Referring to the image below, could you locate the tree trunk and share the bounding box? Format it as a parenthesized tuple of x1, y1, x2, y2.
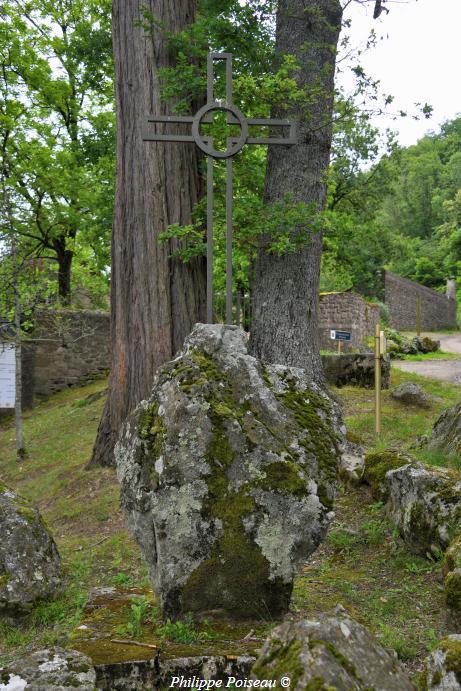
(88, 0, 205, 468)
(250, 0, 342, 381)
(55, 245, 73, 305)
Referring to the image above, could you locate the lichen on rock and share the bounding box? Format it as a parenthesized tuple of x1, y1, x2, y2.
(251, 607, 414, 689)
(115, 324, 342, 619)
(0, 484, 62, 614)
(0, 647, 96, 690)
(386, 462, 461, 557)
(429, 401, 461, 458)
(424, 634, 461, 690)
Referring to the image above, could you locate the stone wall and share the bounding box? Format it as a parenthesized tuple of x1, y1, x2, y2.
(321, 354, 390, 389)
(318, 291, 380, 353)
(384, 271, 457, 331)
(28, 309, 110, 398)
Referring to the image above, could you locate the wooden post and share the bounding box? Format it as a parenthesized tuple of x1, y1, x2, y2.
(416, 296, 421, 337)
(374, 323, 381, 436)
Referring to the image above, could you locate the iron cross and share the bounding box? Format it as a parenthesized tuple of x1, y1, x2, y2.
(143, 52, 296, 325)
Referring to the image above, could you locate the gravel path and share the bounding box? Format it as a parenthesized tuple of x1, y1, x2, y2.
(392, 332, 461, 384)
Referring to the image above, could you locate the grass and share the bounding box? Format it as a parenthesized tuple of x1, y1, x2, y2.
(337, 366, 461, 470)
(400, 350, 460, 361)
(293, 485, 448, 672)
(0, 378, 147, 665)
(0, 366, 459, 674)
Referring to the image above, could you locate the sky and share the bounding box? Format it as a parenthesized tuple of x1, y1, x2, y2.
(339, 0, 461, 147)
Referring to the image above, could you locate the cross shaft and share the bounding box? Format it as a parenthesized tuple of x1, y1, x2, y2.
(143, 52, 296, 324)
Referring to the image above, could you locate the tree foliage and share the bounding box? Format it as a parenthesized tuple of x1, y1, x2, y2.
(0, 0, 114, 305)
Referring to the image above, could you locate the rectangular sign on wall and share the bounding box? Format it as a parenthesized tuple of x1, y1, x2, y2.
(0, 344, 16, 408)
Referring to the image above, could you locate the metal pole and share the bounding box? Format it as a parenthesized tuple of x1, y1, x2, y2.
(226, 157, 233, 325)
(374, 323, 381, 436)
(206, 156, 214, 323)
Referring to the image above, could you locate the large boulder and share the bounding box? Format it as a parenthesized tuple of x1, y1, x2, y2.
(251, 608, 414, 690)
(386, 463, 461, 556)
(116, 324, 341, 619)
(429, 401, 461, 457)
(391, 382, 431, 408)
(0, 483, 62, 613)
(424, 635, 461, 690)
(0, 647, 96, 690)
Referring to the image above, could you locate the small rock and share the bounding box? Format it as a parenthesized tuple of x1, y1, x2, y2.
(400, 336, 418, 355)
(251, 608, 413, 689)
(429, 401, 461, 457)
(386, 463, 461, 556)
(0, 484, 62, 614)
(419, 336, 441, 354)
(424, 634, 461, 690)
(0, 648, 96, 690)
(391, 382, 431, 408)
(340, 439, 365, 485)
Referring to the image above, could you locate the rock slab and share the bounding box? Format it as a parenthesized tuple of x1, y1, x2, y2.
(429, 401, 461, 457)
(0, 648, 96, 690)
(251, 608, 414, 690)
(0, 483, 62, 613)
(386, 463, 461, 556)
(116, 324, 341, 619)
(321, 353, 390, 389)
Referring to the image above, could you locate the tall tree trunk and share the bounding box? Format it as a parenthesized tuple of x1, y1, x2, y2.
(55, 245, 73, 305)
(88, 0, 205, 468)
(250, 0, 342, 381)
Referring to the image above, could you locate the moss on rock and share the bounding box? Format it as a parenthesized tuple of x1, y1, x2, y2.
(438, 636, 461, 684)
(363, 451, 414, 501)
(443, 533, 461, 577)
(445, 569, 461, 613)
(277, 377, 339, 510)
(252, 638, 304, 688)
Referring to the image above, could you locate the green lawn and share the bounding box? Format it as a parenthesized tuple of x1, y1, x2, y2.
(0, 367, 459, 675)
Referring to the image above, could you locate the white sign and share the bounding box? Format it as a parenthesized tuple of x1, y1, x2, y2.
(0, 344, 16, 408)
(380, 331, 387, 355)
(330, 330, 336, 339)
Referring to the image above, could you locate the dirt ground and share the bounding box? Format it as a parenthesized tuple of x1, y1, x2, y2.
(393, 332, 461, 384)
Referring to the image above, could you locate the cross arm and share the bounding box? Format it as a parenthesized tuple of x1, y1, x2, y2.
(143, 114, 195, 142)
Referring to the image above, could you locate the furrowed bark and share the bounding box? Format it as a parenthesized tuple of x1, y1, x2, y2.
(89, 0, 205, 468)
(250, 0, 342, 381)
